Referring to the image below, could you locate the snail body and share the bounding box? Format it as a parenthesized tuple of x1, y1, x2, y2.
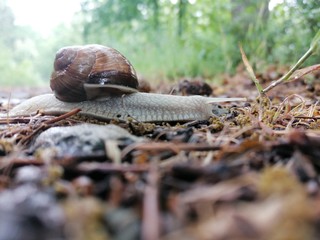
(1, 44, 246, 122)
(5, 93, 234, 122)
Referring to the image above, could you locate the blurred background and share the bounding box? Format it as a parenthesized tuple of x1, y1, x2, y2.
(0, 0, 319, 87)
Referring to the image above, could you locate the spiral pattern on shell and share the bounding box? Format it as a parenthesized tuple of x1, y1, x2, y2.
(50, 44, 139, 102)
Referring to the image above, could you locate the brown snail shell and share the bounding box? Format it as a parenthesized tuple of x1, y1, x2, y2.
(50, 44, 139, 102)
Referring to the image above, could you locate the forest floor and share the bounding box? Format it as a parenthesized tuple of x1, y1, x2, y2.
(0, 65, 320, 240)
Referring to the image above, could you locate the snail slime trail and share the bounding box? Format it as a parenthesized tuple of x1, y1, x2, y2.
(0, 44, 246, 122)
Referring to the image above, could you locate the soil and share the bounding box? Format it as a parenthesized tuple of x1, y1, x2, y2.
(1, 66, 320, 240)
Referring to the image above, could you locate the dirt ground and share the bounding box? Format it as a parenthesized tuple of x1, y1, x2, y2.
(1, 65, 320, 240)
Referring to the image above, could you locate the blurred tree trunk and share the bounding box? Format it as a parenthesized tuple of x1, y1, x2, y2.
(230, 0, 271, 56)
(177, 0, 188, 37)
(230, 0, 270, 36)
(151, 0, 159, 30)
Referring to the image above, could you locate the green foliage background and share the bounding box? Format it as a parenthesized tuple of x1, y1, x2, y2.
(0, 0, 319, 86)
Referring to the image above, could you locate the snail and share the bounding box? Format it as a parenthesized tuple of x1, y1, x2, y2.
(1, 44, 246, 122)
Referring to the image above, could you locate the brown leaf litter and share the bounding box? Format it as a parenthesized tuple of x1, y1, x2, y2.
(0, 67, 320, 240)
